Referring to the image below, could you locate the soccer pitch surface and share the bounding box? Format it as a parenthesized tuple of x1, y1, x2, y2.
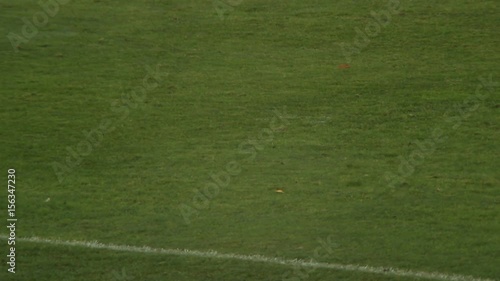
(0, 0, 498, 280)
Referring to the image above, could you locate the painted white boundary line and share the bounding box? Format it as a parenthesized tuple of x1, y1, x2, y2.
(0, 235, 495, 281)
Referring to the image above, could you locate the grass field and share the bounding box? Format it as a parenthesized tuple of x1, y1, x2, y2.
(0, 0, 499, 280)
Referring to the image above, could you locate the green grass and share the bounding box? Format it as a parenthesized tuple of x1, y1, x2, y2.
(0, 0, 498, 280)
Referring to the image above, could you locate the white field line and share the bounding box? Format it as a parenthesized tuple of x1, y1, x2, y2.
(0, 235, 496, 281)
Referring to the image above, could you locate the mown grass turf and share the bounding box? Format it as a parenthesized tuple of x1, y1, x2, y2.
(0, 0, 498, 280)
